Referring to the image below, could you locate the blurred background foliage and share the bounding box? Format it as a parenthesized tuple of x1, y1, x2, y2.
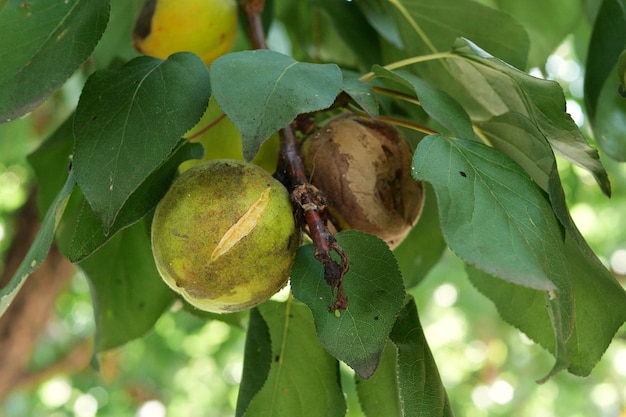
(1, 0, 626, 416)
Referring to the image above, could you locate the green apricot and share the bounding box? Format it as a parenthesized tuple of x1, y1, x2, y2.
(151, 159, 299, 313)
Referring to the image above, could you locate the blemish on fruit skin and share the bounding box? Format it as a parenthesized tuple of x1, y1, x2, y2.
(171, 229, 189, 239)
(210, 187, 271, 261)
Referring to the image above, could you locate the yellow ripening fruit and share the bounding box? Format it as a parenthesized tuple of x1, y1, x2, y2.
(179, 96, 280, 174)
(133, 0, 238, 67)
(151, 159, 300, 313)
(302, 113, 424, 249)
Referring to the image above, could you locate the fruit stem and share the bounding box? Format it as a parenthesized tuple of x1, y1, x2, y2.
(359, 52, 455, 83)
(375, 115, 438, 136)
(184, 113, 227, 141)
(241, 0, 350, 311)
(371, 86, 421, 107)
(241, 0, 268, 50)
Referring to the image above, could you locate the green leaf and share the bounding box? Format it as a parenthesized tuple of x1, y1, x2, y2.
(27, 115, 75, 218)
(475, 112, 555, 192)
(393, 184, 446, 289)
(0, 171, 75, 318)
(355, 340, 402, 417)
(412, 135, 570, 293)
(371, 66, 476, 141)
(469, 233, 626, 378)
(0, 0, 109, 122)
(341, 78, 379, 118)
(563, 234, 626, 376)
(236, 308, 272, 417)
(78, 218, 174, 351)
(467, 266, 570, 382)
(389, 0, 529, 70)
(584, 0, 626, 121)
(210, 50, 342, 160)
(62, 141, 203, 262)
(449, 39, 611, 195)
(619, 50, 626, 90)
(357, 0, 403, 48)
(316, 0, 383, 68)
(291, 230, 406, 379)
(355, 296, 455, 417)
(583, 0, 626, 161)
(390, 296, 454, 417)
(241, 300, 346, 417)
(73, 53, 211, 232)
(475, 113, 599, 260)
(467, 266, 554, 351)
(592, 65, 626, 161)
(494, 0, 582, 67)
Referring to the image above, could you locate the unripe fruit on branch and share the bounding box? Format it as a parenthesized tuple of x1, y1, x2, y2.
(151, 159, 299, 313)
(133, 0, 238, 67)
(302, 113, 424, 249)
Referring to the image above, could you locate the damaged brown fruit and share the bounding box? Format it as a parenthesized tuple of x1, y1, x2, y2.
(302, 113, 424, 249)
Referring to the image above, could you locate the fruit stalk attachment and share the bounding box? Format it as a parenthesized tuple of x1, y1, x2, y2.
(241, 0, 350, 311)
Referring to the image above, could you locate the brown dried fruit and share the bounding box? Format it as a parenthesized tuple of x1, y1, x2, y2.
(302, 113, 424, 249)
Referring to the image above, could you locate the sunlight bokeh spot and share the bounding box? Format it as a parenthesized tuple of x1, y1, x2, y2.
(137, 400, 166, 417)
(610, 249, 626, 275)
(38, 377, 72, 408)
(434, 283, 458, 307)
(73, 393, 98, 417)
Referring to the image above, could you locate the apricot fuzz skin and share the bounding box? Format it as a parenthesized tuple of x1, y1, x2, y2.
(151, 159, 299, 313)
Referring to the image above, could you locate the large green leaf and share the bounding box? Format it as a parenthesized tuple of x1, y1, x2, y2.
(412, 134, 575, 376)
(240, 300, 346, 417)
(593, 64, 626, 161)
(447, 39, 610, 195)
(412, 135, 571, 293)
(563, 235, 626, 376)
(475, 112, 554, 192)
(28, 116, 204, 262)
(78, 218, 174, 351)
(584, 0, 626, 161)
(386, 0, 529, 69)
(467, 266, 570, 381)
(73, 53, 211, 232)
(390, 296, 454, 416)
(0, 0, 109, 122)
(371, 66, 476, 141)
(494, 0, 582, 67)
(0, 171, 75, 318)
(62, 141, 202, 262)
(341, 78, 379, 118)
(236, 308, 272, 417)
(469, 234, 626, 378)
(584, 0, 626, 120)
(355, 340, 402, 417)
(317, 0, 383, 69)
(291, 230, 406, 379)
(27, 115, 76, 218)
(475, 112, 599, 258)
(356, 296, 454, 417)
(210, 50, 342, 160)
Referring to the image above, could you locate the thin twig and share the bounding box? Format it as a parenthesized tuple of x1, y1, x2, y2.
(240, 0, 349, 310)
